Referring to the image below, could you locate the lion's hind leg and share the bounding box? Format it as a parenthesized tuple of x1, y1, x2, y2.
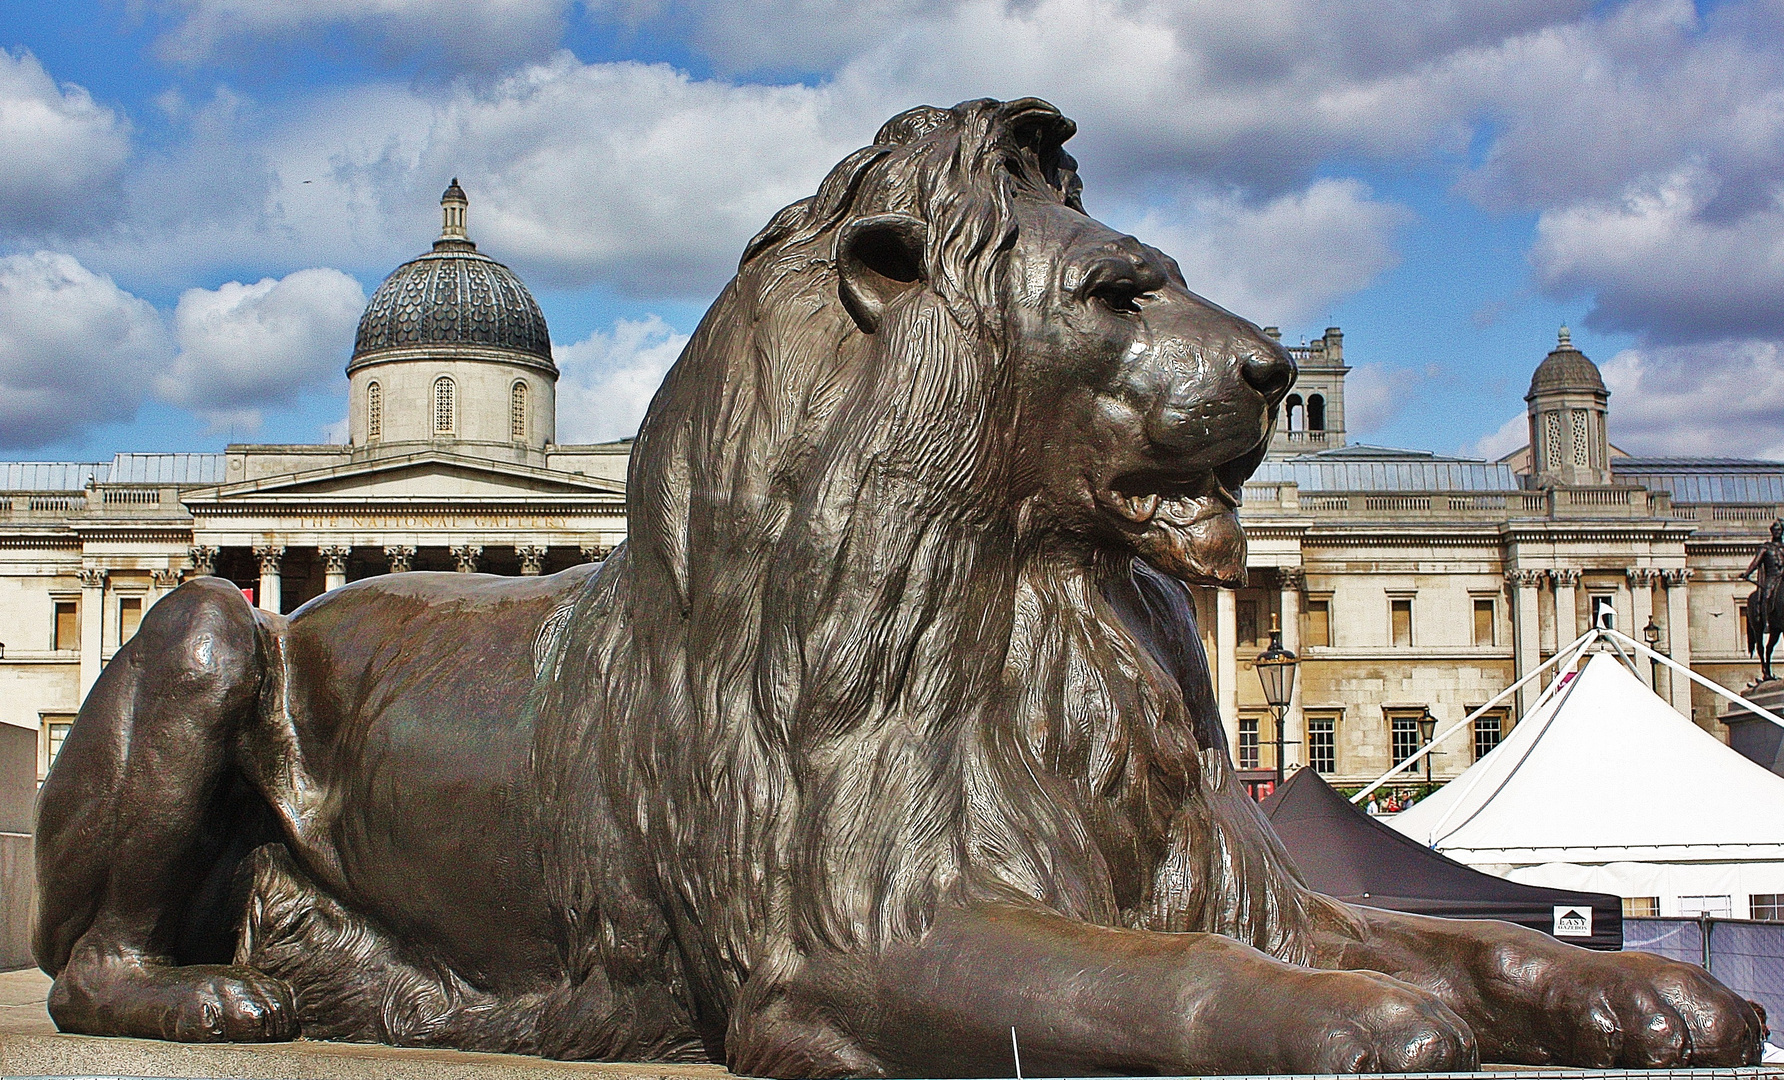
(238, 844, 547, 1052)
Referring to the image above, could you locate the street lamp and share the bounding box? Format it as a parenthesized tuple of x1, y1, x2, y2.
(1642, 617, 1662, 689)
(1417, 708, 1438, 790)
(1255, 615, 1299, 787)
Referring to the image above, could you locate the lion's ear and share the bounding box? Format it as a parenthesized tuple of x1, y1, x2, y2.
(835, 213, 928, 333)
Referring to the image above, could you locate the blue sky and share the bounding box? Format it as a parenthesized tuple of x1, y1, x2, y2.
(3, 0, 1783, 462)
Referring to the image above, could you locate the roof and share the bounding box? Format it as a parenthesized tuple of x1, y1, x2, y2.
(1262, 768, 1620, 948)
(1254, 454, 1522, 493)
(1527, 327, 1605, 397)
(1615, 457, 1784, 504)
(0, 454, 226, 491)
(1390, 653, 1784, 863)
(352, 249, 553, 366)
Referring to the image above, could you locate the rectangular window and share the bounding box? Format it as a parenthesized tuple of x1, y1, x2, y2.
(45, 717, 73, 777)
(1593, 595, 1616, 630)
(118, 596, 143, 644)
(1238, 598, 1260, 647)
(1739, 601, 1750, 649)
(1751, 894, 1783, 921)
(1472, 711, 1504, 761)
(1622, 897, 1659, 918)
(1305, 598, 1331, 648)
(53, 600, 79, 651)
(1473, 598, 1495, 647)
(1237, 717, 1260, 770)
(1306, 714, 1337, 774)
(1390, 597, 1413, 647)
(1388, 710, 1423, 765)
(1678, 895, 1732, 918)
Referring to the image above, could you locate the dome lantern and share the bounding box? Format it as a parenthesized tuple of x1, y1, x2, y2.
(439, 178, 469, 245)
(1525, 326, 1611, 487)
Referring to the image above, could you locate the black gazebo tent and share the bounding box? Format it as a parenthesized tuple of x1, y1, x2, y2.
(1261, 768, 1623, 950)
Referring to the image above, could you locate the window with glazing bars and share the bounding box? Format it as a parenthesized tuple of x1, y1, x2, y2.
(1752, 894, 1784, 921)
(367, 381, 382, 440)
(1389, 712, 1421, 764)
(1306, 715, 1336, 774)
(1473, 711, 1503, 760)
(510, 381, 527, 441)
(433, 376, 455, 434)
(1237, 717, 1259, 770)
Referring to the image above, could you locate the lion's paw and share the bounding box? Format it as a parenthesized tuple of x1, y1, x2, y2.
(50, 957, 297, 1043)
(1277, 969, 1479, 1074)
(1539, 951, 1761, 1067)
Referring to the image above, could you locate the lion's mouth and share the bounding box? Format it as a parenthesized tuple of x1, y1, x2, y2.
(1096, 445, 1262, 586)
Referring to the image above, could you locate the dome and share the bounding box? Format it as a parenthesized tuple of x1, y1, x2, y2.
(1527, 326, 1604, 398)
(349, 182, 554, 373)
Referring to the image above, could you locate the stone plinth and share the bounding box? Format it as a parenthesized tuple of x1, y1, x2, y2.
(1722, 681, 1784, 778)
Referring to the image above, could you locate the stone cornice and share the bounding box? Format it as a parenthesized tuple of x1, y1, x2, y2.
(186, 495, 625, 517)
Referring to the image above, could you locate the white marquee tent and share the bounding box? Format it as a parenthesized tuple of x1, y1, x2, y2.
(1390, 650, 1784, 919)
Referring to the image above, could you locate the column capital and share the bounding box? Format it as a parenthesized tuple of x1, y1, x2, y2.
(579, 543, 610, 563)
(151, 569, 182, 589)
(1277, 566, 1306, 592)
(253, 544, 286, 574)
(1662, 567, 1694, 587)
(188, 544, 219, 575)
(384, 545, 415, 573)
(77, 566, 108, 589)
(1504, 569, 1544, 589)
(319, 545, 352, 574)
(1549, 568, 1581, 587)
(1627, 567, 1661, 586)
(451, 544, 483, 573)
(516, 543, 548, 575)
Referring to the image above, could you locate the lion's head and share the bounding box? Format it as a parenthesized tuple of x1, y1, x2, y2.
(545, 98, 1306, 1039)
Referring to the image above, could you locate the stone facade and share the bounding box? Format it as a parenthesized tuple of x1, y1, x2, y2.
(3, 191, 1780, 799)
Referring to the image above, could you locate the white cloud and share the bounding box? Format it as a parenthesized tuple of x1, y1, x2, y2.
(0, 49, 130, 234)
(555, 315, 689, 442)
(1118, 179, 1409, 327)
(1343, 362, 1446, 436)
(1602, 340, 1784, 459)
(0, 252, 169, 449)
(153, 0, 574, 71)
(1467, 411, 1530, 460)
(157, 268, 366, 432)
(1531, 165, 1784, 343)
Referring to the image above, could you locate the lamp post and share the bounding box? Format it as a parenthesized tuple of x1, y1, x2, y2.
(1417, 708, 1438, 791)
(1255, 615, 1299, 788)
(1642, 617, 1662, 691)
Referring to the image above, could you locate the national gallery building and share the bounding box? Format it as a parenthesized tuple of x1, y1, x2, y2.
(3, 186, 1780, 791)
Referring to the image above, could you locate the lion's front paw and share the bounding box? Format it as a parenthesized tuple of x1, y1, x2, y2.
(1281, 969, 1480, 1074)
(1542, 951, 1762, 1067)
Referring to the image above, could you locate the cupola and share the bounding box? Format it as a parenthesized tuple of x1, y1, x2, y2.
(1525, 327, 1611, 487)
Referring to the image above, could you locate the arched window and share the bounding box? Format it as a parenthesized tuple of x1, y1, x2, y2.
(510, 381, 527, 442)
(433, 376, 455, 435)
(1308, 393, 1326, 431)
(1285, 393, 1304, 432)
(366, 381, 382, 441)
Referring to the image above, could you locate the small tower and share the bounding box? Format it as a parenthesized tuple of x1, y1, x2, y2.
(1268, 327, 1349, 456)
(1525, 327, 1611, 487)
(439, 178, 469, 245)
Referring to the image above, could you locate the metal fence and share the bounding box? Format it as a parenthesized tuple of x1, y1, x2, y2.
(1625, 917, 1784, 1033)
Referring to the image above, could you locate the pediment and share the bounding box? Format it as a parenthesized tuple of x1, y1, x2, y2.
(185, 450, 624, 505)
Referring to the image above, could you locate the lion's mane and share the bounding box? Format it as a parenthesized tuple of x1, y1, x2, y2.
(531, 98, 1313, 1054)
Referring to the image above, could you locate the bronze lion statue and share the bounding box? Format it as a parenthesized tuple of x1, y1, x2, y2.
(36, 98, 1761, 1075)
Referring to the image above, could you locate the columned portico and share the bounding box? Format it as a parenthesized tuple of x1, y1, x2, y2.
(1663, 568, 1693, 716)
(1628, 568, 1658, 686)
(1217, 586, 1238, 747)
(77, 567, 106, 698)
(254, 545, 285, 613)
(1278, 567, 1304, 770)
(321, 546, 352, 591)
(1507, 569, 1543, 713)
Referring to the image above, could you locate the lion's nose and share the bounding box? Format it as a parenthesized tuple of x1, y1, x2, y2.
(1240, 348, 1295, 398)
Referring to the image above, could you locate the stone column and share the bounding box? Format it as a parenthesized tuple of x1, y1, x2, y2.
(188, 545, 218, 577)
(254, 545, 285, 614)
(148, 569, 181, 614)
(77, 567, 106, 700)
(1278, 567, 1305, 771)
(321, 546, 352, 592)
(1550, 569, 1580, 647)
(1507, 570, 1543, 714)
(580, 543, 610, 564)
(1663, 568, 1694, 716)
(1217, 586, 1239, 751)
(384, 545, 415, 573)
(517, 544, 548, 576)
(1628, 568, 1658, 686)
(451, 544, 483, 573)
